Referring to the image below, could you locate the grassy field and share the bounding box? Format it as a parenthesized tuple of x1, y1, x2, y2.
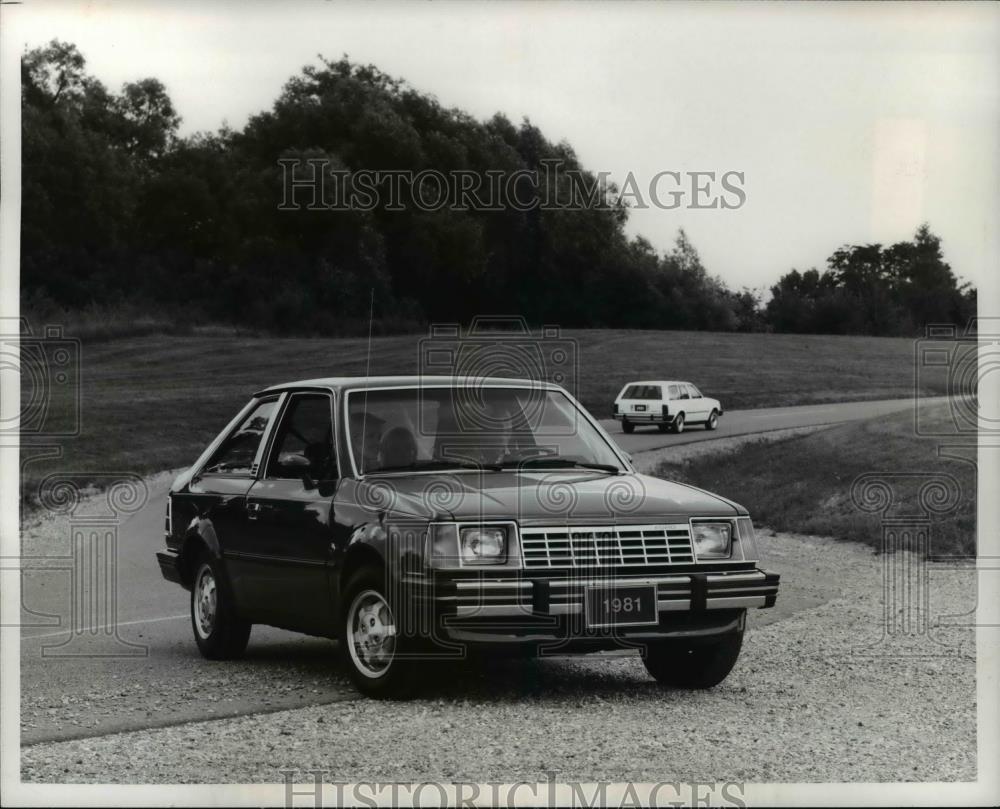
(20, 327, 943, 508)
(657, 403, 976, 557)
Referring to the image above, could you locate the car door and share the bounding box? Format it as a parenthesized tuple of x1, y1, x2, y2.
(666, 384, 682, 417)
(242, 392, 341, 634)
(686, 383, 709, 420)
(186, 395, 282, 610)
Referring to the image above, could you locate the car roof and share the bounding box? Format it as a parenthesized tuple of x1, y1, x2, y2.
(254, 375, 564, 396)
(619, 380, 690, 388)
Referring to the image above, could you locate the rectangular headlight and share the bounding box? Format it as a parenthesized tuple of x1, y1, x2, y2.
(459, 526, 507, 565)
(692, 521, 732, 559)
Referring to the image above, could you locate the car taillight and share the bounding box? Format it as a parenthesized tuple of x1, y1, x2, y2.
(662, 404, 669, 418)
(613, 403, 619, 415)
(165, 496, 172, 537)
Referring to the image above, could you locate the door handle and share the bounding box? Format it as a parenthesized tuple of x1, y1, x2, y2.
(247, 502, 262, 520)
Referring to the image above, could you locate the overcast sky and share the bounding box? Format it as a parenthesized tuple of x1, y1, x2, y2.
(8, 0, 998, 292)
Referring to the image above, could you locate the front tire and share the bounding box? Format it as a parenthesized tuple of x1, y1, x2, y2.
(641, 628, 743, 689)
(706, 410, 719, 431)
(621, 419, 634, 434)
(191, 554, 251, 660)
(340, 566, 415, 699)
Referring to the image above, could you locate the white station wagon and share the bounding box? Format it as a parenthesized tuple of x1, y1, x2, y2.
(613, 381, 723, 434)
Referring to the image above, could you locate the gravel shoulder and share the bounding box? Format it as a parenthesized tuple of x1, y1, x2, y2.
(21, 529, 977, 783)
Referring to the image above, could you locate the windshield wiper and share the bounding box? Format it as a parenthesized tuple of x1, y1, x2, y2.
(367, 460, 502, 474)
(502, 457, 621, 474)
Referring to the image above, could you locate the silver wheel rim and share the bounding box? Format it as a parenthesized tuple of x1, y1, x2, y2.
(193, 564, 217, 640)
(709, 413, 717, 428)
(347, 589, 397, 679)
(676, 415, 684, 433)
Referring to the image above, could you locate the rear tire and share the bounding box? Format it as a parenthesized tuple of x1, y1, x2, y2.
(641, 628, 743, 689)
(706, 410, 719, 431)
(340, 565, 416, 699)
(621, 419, 634, 434)
(671, 413, 685, 434)
(191, 554, 251, 660)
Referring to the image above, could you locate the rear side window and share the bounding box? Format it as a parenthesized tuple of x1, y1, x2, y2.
(202, 398, 278, 475)
(623, 384, 662, 400)
(668, 384, 681, 399)
(266, 394, 337, 479)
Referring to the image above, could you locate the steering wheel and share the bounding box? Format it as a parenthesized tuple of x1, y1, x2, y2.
(500, 446, 558, 464)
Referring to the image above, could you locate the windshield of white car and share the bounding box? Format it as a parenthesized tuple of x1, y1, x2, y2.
(347, 386, 625, 476)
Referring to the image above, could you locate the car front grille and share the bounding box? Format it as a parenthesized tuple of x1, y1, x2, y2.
(519, 524, 695, 568)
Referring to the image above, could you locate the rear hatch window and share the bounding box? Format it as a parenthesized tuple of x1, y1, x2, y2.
(622, 384, 662, 400)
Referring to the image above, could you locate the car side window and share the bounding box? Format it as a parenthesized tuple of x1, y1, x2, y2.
(202, 398, 278, 475)
(688, 384, 703, 399)
(668, 384, 681, 399)
(266, 394, 337, 480)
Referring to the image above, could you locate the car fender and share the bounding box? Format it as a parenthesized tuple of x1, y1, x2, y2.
(340, 522, 388, 581)
(177, 516, 223, 586)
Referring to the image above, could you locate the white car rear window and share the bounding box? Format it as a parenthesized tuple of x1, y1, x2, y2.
(623, 384, 662, 400)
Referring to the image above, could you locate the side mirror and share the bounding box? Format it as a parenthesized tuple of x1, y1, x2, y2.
(316, 478, 339, 497)
(301, 472, 339, 496)
(278, 453, 312, 475)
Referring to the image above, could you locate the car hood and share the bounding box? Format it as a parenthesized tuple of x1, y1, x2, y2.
(356, 470, 744, 524)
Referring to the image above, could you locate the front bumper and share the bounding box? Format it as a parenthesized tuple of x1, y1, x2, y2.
(410, 567, 779, 646)
(156, 549, 183, 585)
(445, 569, 778, 617)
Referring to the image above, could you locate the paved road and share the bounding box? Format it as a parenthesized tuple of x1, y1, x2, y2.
(599, 396, 938, 455)
(19, 396, 932, 745)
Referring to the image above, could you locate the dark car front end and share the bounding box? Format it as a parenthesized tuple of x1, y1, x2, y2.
(381, 477, 779, 653)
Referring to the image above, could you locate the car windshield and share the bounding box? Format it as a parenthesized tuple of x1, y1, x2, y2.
(347, 386, 624, 475)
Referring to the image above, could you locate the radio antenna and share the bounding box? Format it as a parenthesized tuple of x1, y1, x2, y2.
(359, 288, 375, 473)
(365, 287, 375, 379)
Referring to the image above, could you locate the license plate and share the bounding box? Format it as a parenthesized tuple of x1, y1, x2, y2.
(585, 585, 658, 628)
(634, 404, 646, 411)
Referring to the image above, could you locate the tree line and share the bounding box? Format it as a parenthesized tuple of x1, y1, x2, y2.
(21, 41, 975, 337)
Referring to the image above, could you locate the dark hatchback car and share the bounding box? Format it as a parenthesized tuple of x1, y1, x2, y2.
(157, 376, 779, 697)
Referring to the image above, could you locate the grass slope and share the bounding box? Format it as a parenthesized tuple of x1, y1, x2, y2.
(656, 403, 976, 557)
(20, 328, 942, 507)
